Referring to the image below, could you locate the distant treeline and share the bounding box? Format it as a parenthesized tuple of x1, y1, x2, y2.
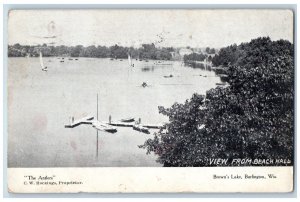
(8, 43, 174, 60)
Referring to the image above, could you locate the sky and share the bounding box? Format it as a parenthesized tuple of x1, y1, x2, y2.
(8, 9, 294, 48)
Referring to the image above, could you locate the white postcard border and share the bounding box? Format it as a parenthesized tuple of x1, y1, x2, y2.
(8, 167, 293, 193)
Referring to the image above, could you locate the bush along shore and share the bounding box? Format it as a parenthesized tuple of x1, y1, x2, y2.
(139, 37, 294, 167)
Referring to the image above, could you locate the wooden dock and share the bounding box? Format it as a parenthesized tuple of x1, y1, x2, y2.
(65, 116, 165, 130)
(107, 121, 133, 127)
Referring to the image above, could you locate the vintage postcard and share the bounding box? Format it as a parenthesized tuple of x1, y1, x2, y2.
(7, 9, 294, 193)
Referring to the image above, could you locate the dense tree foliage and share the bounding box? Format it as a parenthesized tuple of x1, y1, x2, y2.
(183, 53, 206, 62)
(211, 37, 293, 67)
(205, 47, 216, 54)
(211, 44, 242, 66)
(140, 37, 294, 167)
(8, 43, 172, 60)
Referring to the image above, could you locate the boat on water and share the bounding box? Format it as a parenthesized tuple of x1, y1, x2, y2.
(216, 82, 229, 87)
(92, 120, 117, 133)
(133, 124, 150, 134)
(120, 117, 135, 122)
(155, 61, 172, 65)
(164, 74, 173, 78)
(128, 53, 134, 67)
(39, 52, 48, 71)
(141, 82, 148, 88)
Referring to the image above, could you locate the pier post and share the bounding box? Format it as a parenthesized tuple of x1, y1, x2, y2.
(109, 115, 111, 124)
(139, 118, 141, 124)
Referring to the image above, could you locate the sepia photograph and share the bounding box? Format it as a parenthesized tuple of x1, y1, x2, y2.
(6, 8, 294, 193)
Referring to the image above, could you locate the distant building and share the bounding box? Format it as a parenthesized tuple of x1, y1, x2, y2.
(178, 48, 193, 56)
(170, 51, 176, 58)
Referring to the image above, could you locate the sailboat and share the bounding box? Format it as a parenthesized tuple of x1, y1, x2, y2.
(128, 53, 134, 67)
(40, 52, 48, 71)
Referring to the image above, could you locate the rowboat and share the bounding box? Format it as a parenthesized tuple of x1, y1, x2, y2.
(120, 117, 135, 122)
(133, 124, 150, 134)
(92, 120, 117, 133)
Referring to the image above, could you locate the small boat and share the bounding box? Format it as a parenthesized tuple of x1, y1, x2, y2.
(216, 82, 227, 86)
(145, 60, 149, 62)
(75, 58, 78, 60)
(218, 74, 228, 77)
(120, 117, 135, 122)
(163, 74, 173, 78)
(69, 58, 73, 60)
(133, 124, 150, 134)
(110, 58, 114, 60)
(141, 82, 148, 88)
(60, 60, 64, 63)
(92, 121, 117, 133)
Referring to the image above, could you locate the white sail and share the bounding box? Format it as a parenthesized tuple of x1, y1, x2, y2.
(39, 52, 45, 69)
(128, 53, 132, 67)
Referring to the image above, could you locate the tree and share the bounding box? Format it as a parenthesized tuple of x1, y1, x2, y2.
(211, 43, 241, 66)
(209, 48, 216, 54)
(206, 47, 210, 53)
(71, 45, 83, 57)
(207, 55, 212, 62)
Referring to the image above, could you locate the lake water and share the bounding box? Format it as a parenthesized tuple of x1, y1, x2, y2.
(7, 57, 221, 167)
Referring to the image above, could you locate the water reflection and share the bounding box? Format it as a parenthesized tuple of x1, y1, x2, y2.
(141, 66, 154, 72)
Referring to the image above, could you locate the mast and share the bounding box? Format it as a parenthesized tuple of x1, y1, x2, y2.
(97, 93, 99, 120)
